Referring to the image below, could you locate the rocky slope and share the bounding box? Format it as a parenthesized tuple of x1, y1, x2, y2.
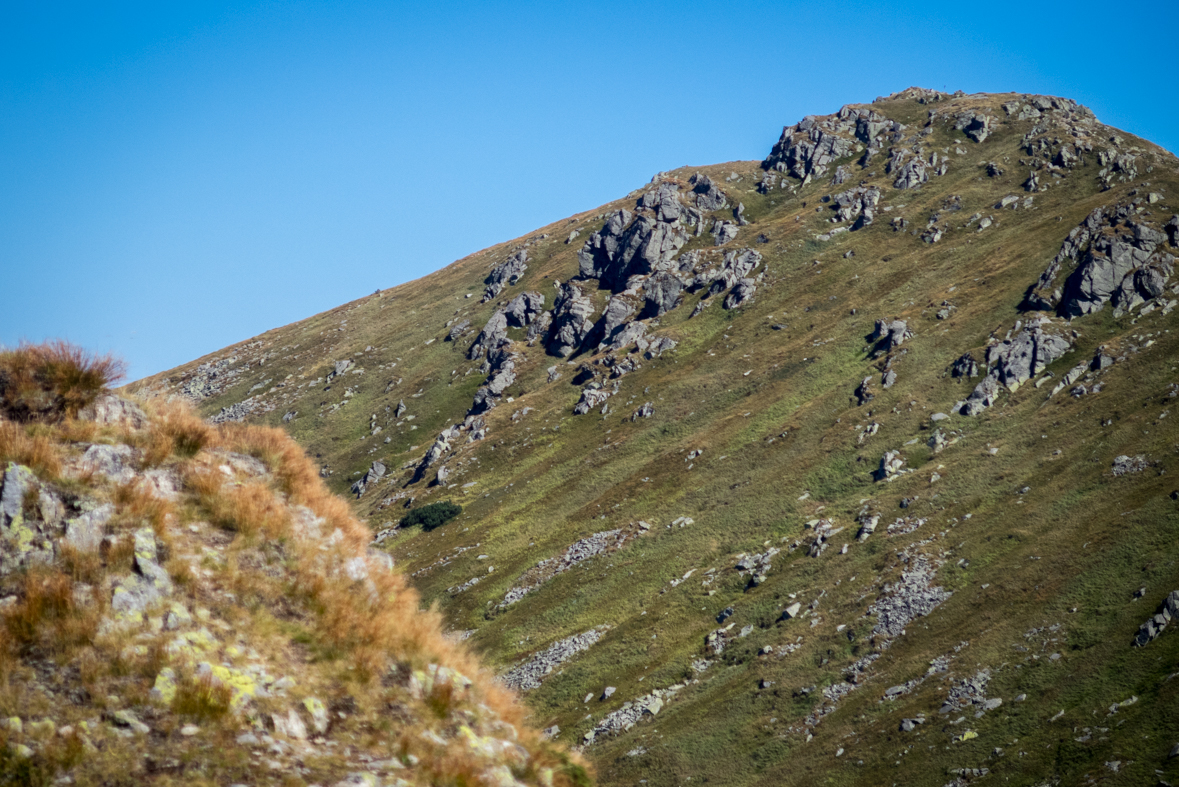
(0, 378, 585, 786)
(133, 87, 1179, 785)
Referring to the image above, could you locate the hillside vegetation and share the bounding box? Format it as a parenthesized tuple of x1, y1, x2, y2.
(133, 87, 1179, 786)
(0, 343, 584, 786)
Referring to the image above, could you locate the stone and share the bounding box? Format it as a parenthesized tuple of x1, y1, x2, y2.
(711, 220, 739, 246)
(111, 710, 150, 735)
(63, 503, 114, 553)
(723, 279, 756, 310)
(874, 451, 906, 482)
(503, 291, 546, 328)
(870, 319, 912, 354)
(468, 310, 510, 361)
(642, 271, 683, 318)
(1027, 202, 1175, 316)
(631, 403, 654, 421)
(0, 463, 35, 528)
(547, 282, 597, 358)
(762, 114, 859, 184)
(447, 319, 471, 341)
(1112, 455, 1149, 476)
(271, 708, 307, 740)
(602, 686, 616, 700)
(781, 602, 802, 619)
(78, 395, 148, 429)
(578, 208, 689, 291)
(892, 156, 927, 189)
(854, 377, 874, 406)
(951, 353, 979, 378)
(856, 514, 879, 541)
(483, 249, 528, 301)
(78, 443, 138, 484)
(691, 174, 727, 211)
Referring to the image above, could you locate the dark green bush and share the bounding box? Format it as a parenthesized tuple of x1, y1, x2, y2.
(400, 501, 462, 531)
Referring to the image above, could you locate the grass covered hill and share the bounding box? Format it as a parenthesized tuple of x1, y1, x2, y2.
(0, 343, 585, 786)
(133, 87, 1179, 785)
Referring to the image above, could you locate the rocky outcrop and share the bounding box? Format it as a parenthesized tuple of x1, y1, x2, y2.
(468, 310, 509, 360)
(1133, 590, 1179, 646)
(351, 461, 386, 498)
(577, 207, 689, 292)
(641, 271, 683, 318)
(724, 279, 757, 310)
(482, 249, 528, 302)
(954, 111, 996, 143)
(831, 186, 882, 228)
(958, 319, 1071, 415)
(503, 291, 546, 327)
(1026, 202, 1176, 317)
(547, 281, 597, 358)
(763, 106, 903, 185)
(870, 319, 912, 355)
(690, 174, 727, 211)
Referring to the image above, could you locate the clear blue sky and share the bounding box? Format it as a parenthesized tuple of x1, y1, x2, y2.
(3, 1, 1176, 382)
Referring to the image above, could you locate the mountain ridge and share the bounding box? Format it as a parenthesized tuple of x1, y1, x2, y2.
(129, 86, 1179, 786)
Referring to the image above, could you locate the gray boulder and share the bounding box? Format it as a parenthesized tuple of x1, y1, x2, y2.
(711, 220, 739, 246)
(578, 209, 689, 291)
(951, 352, 979, 378)
(503, 291, 546, 327)
(547, 282, 597, 358)
(483, 249, 528, 302)
(467, 310, 510, 360)
(870, 319, 912, 354)
(78, 395, 148, 429)
(723, 279, 756, 310)
(691, 174, 728, 211)
(642, 271, 684, 318)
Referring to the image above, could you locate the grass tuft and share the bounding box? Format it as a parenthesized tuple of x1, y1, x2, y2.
(0, 340, 124, 422)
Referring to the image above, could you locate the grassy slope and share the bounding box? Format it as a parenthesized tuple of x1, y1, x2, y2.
(132, 90, 1179, 786)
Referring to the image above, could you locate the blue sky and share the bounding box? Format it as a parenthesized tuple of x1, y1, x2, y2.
(3, 1, 1177, 382)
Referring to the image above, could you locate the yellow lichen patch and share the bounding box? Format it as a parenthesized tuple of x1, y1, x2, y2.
(151, 667, 178, 704)
(197, 662, 258, 710)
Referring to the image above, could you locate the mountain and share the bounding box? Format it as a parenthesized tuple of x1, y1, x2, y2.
(131, 87, 1179, 786)
(0, 345, 585, 785)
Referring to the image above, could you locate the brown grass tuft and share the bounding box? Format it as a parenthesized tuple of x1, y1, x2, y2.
(0, 419, 63, 477)
(141, 399, 217, 465)
(113, 481, 174, 535)
(3, 568, 96, 654)
(0, 340, 124, 422)
(188, 470, 289, 539)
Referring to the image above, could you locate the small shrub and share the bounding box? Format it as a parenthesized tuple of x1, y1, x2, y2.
(400, 501, 462, 531)
(0, 341, 124, 422)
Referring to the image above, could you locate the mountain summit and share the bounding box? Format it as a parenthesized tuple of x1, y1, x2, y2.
(132, 88, 1179, 785)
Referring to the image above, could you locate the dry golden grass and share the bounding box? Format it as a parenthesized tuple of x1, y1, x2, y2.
(141, 398, 219, 465)
(187, 471, 290, 539)
(3, 568, 98, 655)
(0, 419, 63, 477)
(112, 481, 175, 535)
(0, 340, 124, 422)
